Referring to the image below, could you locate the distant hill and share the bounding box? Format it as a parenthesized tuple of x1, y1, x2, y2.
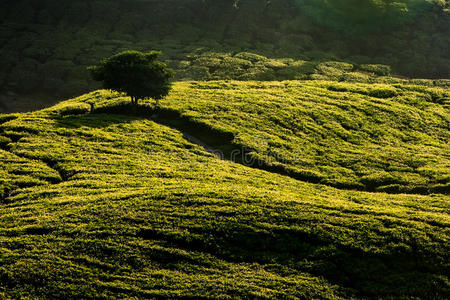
(0, 0, 449, 112)
(0, 80, 449, 298)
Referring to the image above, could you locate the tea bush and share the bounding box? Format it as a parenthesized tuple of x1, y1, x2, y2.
(0, 83, 448, 298)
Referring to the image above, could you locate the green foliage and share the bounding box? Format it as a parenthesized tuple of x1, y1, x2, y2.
(0, 148, 61, 199)
(358, 64, 391, 76)
(0, 136, 11, 148)
(88, 50, 174, 104)
(159, 80, 449, 193)
(0, 84, 448, 298)
(176, 52, 399, 82)
(0, 0, 449, 113)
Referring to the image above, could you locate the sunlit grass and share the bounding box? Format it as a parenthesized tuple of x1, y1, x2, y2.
(0, 81, 448, 298)
(158, 80, 450, 193)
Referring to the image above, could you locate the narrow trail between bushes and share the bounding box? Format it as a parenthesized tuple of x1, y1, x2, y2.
(181, 132, 224, 158)
(91, 104, 445, 196)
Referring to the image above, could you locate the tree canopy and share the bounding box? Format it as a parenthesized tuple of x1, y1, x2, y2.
(88, 50, 174, 105)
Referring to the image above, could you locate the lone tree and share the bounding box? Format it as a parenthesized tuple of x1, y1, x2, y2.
(88, 50, 174, 106)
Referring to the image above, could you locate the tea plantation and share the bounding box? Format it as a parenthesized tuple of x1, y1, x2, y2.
(0, 80, 448, 298)
(1, 0, 449, 112)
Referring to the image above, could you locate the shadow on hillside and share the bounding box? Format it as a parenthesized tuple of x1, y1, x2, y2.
(52, 103, 449, 195)
(92, 103, 236, 148)
(87, 104, 328, 184)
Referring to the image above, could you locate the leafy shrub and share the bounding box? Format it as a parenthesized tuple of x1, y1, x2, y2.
(222, 57, 253, 69)
(327, 83, 398, 98)
(55, 103, 91, 116)
(368, 87, 398, 98)
(0, 183, 12, 202)
(0, 136, 11, 148)
(359, 64, 391, 76)
(320, 61, 354, 72)
(376, 184, 402, 193)
(340, 72, 371, 82)
(235, 52, 267, 63)
(361, 172, 402, 189)
(0, 114, 17, 124)
(264, 59, 287, 69)
(193, 57, 222, 70)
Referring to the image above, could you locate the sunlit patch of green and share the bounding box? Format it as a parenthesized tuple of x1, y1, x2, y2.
(0, 149, 61, 201)
(175, 51, 399, 82)
(0, 82, 448, 298)
(157, 80, 450, 193)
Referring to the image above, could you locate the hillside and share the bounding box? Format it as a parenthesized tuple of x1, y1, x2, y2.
(1, 0, 449, 113)
(0, 81, 449, 298)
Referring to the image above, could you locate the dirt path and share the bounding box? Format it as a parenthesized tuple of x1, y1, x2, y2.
(182, 132, 224, 158)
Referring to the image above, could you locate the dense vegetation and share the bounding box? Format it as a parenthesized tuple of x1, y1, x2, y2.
(1, 0, 449, 112)
(0, 81, 448, 298)
(0, 0, 449, 298)
(161, 80, 450, 194)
